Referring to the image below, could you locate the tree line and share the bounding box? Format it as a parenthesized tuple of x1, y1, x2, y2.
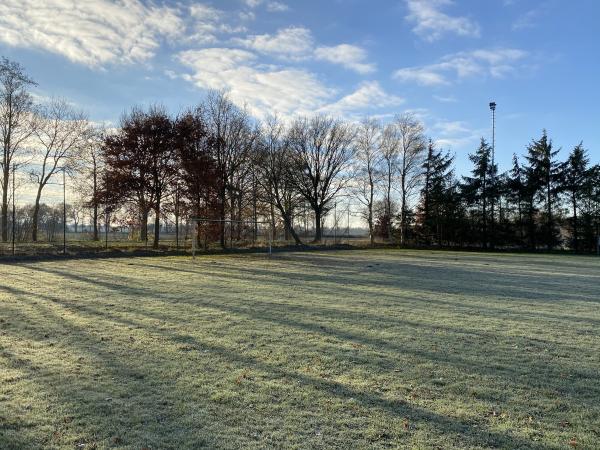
(2, 56, 599, 252)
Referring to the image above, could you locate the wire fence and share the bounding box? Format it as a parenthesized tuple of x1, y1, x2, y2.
(0, 207, 374, 258)
(0, 166, 382, 258)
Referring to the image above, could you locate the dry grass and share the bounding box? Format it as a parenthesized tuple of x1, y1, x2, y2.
(1, 249, 599, 449)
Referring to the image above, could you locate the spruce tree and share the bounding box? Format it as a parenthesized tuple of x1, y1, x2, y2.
(505, 154, 526, 247)
(524, 131, 561, 250)
(417, 140, 454, 245)
(462, 138, 496, 248)
(559, 143, 592, 252)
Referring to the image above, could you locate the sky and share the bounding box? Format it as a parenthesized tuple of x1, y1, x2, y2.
(1, 0, 599, 204)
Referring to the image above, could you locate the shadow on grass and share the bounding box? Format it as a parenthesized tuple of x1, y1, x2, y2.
(20, 263, 600, 408)
(0, 284, 560, 450)
(5, 252, 599, 447)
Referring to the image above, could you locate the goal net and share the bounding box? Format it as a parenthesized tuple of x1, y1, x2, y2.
(189, 218, 273, 258)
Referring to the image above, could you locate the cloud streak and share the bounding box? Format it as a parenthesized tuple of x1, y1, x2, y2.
(0, 0, 186, 67)
(177, 48, 334, 119)
(394, 48, 528, 86)
(405, 0, 480, 41)
(235, 27, 314, 60)
(315, 45, 376, 74)
(177, 49, 398, 120)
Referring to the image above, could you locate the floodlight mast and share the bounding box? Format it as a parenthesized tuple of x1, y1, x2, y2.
(489, 102, 496, 168)
(489, 101, 497, 249)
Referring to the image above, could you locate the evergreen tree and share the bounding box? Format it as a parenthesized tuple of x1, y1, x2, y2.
(461, 138, 496, 248)
(524, 131, 561, 250)
(505, 154, 526, 247)
(417, 140, 454, 245)
(559, 143, 592, 252)
(579, 163, 600, 252)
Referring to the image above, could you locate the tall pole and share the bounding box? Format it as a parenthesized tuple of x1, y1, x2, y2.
(105, 171, 109, 250)
(347, 204, 350, 243)
(63, 167, 66, 255)
(175, 182, 179, 251)
(11, 163, 15, 256)
(489, 102, 497, 250)
(334, 201, 337, 244)
(252, 171, 257, 243)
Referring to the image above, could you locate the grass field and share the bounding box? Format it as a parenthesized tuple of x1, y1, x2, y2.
(1, 250, 599, 449)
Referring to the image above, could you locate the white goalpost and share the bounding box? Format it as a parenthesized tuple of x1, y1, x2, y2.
(189, 217, 273, 259)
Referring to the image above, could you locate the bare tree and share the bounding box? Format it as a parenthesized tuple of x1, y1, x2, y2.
(287, 115, 355, 242)
(352, 118, 382, 245)
(67, 201, 85, 233)
(30, 98, 88, 241)
(0, 57, 37, 242)
(380, 123, 399, 241)
(202, 90, 255, 247)
(255, 116, 303, 245)
(79, 125, 105, 240)
(394, 113, 426, 245)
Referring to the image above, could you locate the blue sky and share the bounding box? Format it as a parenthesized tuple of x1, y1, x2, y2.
(1, 0, 599, 177)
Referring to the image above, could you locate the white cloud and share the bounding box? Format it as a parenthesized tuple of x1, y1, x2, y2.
(428, 118, 485, 151)
(235, 27, 314, 60)
(315, 44, 376, 74)
(0, 0, 185, 67)
(319, 81, 403, 116)
(244, 0, 289, 12)
(433, 95, 457, 103)
(405, 0, 480, 41)
(177, 50, 399, 121)
(236, 29, 376, 73)
(393, 48, 528, 86)
(433, 120, 471, 136)
(267, 2, 289, 12)
(512, 3, 552, 31)
(177, 48, 334, 119)
(394, 67, 449, 86)
(185, 3, 244, 45)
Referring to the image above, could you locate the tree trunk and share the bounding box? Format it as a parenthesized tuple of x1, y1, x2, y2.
(528, 199, 536, 250)
(314, 209, 322, 242)
(368, 178, 374, 246)
(140, 208, 148, 242)
(482, 195, 488, 250)
(1, 167, 8, 242)
(92, 169, 99, 241)
(518, 203, 523, 245)
(400, 174, 406, 246)
(283, 213, 303, 245)
(93, 204, 99, 241)
(31, 186, 43, 242)
(219, 186, 226, 248)
(236, 191, 243, 240)
(368, 210, 374, 246)
(153, 203, 160, 249)
(386, 171, 393, 241)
